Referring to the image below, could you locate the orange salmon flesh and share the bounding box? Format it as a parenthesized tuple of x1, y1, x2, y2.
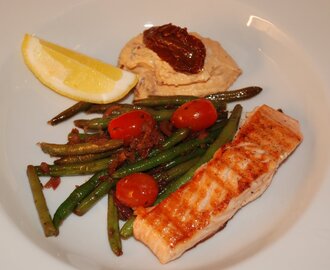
(133, 104, 303, 263)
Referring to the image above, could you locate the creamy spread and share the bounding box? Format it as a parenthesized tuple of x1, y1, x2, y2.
(118, 29, 242, 100)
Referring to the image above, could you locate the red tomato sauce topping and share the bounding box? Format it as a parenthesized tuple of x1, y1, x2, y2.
(143, 23, 206, 74)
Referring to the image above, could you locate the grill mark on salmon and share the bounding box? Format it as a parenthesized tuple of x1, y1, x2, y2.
(133, 105, 303, 263)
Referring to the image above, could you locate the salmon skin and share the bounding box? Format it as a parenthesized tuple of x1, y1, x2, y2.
(133, 104, 303, 264)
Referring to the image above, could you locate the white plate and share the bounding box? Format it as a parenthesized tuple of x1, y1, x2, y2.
(1, 0, 330, 269)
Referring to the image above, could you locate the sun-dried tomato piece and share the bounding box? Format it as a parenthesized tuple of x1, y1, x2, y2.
(44, 177, 61, 190)
(39, 162, 50, 174)
(143, 23, 206, 74)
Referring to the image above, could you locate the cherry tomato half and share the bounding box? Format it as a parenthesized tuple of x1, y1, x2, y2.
(171, 98, 217, 131)
(108, 110, 156, 141)
(115, 173, 159, 208)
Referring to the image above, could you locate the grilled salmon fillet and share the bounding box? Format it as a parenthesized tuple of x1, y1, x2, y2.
(133, 105, 303, 264)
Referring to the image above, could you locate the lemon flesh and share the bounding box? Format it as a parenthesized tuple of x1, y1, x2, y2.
(22, 34, 138, 104)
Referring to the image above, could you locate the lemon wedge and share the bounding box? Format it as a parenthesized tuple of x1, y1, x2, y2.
(21, 34, 138, 104)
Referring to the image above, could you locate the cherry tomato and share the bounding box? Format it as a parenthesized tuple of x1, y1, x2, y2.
(171, 98, 217, 131)
(115, 173, 159, 208)
(108, 110, 156, 140)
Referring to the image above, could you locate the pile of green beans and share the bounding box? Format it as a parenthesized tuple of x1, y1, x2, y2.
(26, 86, 261, 256)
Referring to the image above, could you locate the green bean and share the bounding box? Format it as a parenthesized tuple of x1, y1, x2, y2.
(54, 150, 119, 165)
(133, 95, 197, 107)
(35, 156, 116, 177)
(87, 103, 143, 114)
(105, 106, 139, 117)
(39, 139, 123, 157)
(149, 128, 190, 156)
(67, 130, 107, 143)
(48, 101, 92, 126)
(86, 103, 122, 114)
(134, 95, 226, 110)
(155, 104, 242, 204)
(52, 170, 108, 229)
(26, 165, 58, 237)
(74, 180, 114, 216)
(74, 117, 113, 130)
(112, 133, 217, 179)
(147, 108, 175, 121)
(134, 86, 261, 108)
(153, 156, 200, 182)
(68, 130, 92, 142)
(162, 128, 190, 148)
(87, 104, 116, 114)
(74, 108, 175, 131)
(205, 86, 262, 102)
(107, 191, 123, 256)
(207, 119, 228, 133)
(120, 216, 135, 239)
(160, 148, 207, 171)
